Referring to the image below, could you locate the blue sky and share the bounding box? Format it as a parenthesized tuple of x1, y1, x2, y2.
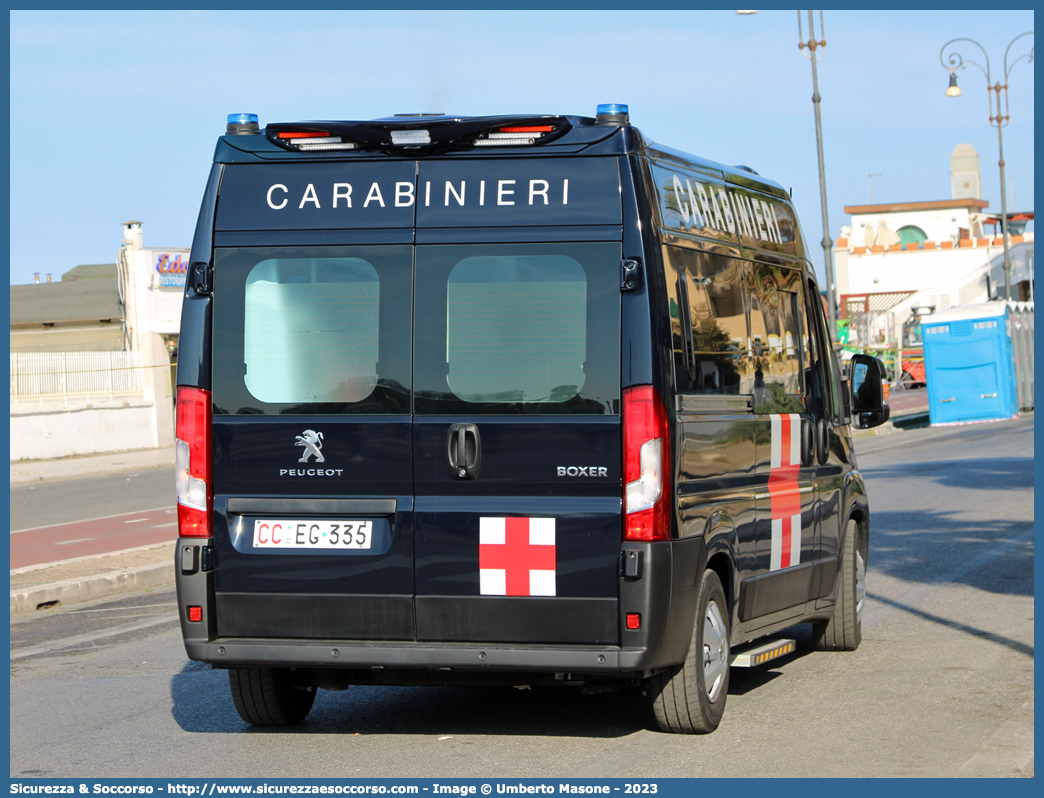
(8, 9, 1035, 286)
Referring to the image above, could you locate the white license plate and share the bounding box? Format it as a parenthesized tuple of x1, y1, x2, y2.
(252, 519, 372, 550)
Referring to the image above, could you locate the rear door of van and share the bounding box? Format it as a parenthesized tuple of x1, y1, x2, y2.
(410, 158, 626, 646)
(206, 156, 626, 647)
(207, 161, 418, 641)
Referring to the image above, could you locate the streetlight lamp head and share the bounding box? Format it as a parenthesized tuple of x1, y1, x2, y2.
(946, 70, 962, 97)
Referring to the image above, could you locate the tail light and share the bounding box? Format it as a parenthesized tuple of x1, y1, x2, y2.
(623, 385, 671, 541)
(176, 387, 212, 538)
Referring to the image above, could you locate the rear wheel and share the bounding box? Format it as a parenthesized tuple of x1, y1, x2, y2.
(229, 667, 317, 726)
(647, 569, 730, 734)
(813, 518, 865, 651)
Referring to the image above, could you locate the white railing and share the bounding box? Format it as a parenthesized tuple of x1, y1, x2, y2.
(10, 351, 145, 408)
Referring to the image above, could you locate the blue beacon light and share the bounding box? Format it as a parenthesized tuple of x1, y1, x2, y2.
(226, 113, 261, 135)
(595, 103, 630, 125)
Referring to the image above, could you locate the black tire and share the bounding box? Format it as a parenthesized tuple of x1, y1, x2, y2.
(813, 519, 865, 651)
(647, 569, 730, 734)
(229, 667, 317, 726)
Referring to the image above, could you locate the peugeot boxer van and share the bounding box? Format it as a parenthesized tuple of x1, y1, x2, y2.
(175, 105, 888, 733)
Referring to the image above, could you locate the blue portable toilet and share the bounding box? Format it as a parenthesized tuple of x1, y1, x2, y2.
(922, 302, 1029, 426)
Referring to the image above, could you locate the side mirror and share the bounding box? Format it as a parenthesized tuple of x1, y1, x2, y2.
(850, 354, 889, 429)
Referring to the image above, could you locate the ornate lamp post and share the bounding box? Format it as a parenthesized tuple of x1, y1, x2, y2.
(797, 11, 838, 337)
(940, 32, 1034, 301)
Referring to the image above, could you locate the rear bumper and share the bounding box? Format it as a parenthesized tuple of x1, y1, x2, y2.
(190, 637, 653, 675)
(176, 535, 707, 676)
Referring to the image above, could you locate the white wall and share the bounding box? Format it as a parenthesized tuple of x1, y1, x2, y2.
(849, 207, 980, 245)
(10, 401, 159, 461)
(840, 244, 998, 296)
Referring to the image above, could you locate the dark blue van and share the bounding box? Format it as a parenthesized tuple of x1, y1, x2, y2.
(174, 105, 888, 733)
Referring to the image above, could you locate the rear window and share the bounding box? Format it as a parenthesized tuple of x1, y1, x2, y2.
(211, 246, 412, 415)
(413, 243, 621, 415)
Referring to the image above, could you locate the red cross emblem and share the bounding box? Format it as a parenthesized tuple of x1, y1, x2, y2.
(479, 517, 556, 596)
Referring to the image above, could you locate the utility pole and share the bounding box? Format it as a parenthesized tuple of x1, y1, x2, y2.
(941, 32, 1034, 301)
(798, 10, 838, 338)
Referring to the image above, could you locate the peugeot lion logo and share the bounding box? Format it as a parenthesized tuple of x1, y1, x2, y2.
(295, 430, 325, 463)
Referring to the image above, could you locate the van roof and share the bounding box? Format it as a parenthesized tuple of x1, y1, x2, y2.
(213, 113, 790, 201)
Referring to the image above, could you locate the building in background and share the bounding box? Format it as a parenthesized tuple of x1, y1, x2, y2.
(833, 143, 1033, 349)
(117, 220, 187, 361)
(10, 264, 124, 352)
(9, 222, 189, 460)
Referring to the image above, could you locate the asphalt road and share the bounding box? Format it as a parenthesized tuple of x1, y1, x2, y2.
(9, 465, 173, 532)
(9, 415, 1034, 778)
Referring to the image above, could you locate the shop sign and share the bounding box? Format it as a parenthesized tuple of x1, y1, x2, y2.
(155, 253, 188, 287)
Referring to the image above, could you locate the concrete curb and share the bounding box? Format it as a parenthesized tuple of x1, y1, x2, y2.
(10, 561, 174, 616)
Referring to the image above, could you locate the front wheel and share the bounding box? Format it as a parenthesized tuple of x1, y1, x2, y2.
(229, 667, 317, 726)
(646, 569, 730, 734)
(813, 518, 865, 651)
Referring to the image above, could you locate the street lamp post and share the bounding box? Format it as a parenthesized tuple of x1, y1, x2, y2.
(940, 32, 1034, 301)
(798, 11, 838, 337)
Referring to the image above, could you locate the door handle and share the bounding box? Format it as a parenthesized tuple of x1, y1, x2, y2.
(816, 418, 830, 466)
(940, 397, 956, 403)
(447, 423, 482, 480)
(800, 417, 815, 468)
(981, 393, 997, 399)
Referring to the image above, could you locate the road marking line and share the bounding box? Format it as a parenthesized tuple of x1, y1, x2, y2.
(11, 506, 172, 535)
(66, 603, 178, 615)
(123, 518, 149, 524)
(152, 522, 178, 528)
(959, 699, 1034, 777)
(10, 615, 178, 661)
(54, 538, 94, 546)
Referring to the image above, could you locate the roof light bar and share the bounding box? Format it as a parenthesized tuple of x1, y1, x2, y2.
(474, 139, 535, 147)
(472, 123, 555, 148)
(277, 132, 357, 151)
(499, 125, 553, 133)
(287, 136, 342, 145)
(390, 129, 431, 146)
(296, 142, 358, 151)
(277, 131, 331, 139)
(486, 132, 543, 140)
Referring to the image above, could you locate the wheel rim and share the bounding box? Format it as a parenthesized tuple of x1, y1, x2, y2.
(702, 599, 729, 703)
(855, 548, 866, 624)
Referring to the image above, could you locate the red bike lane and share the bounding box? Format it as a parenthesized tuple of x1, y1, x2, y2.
(10, 507, 177, 569)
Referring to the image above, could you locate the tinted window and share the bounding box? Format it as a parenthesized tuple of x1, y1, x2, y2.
(211, 246, 412, 415)
(747, 263, 805, 413)
(665, 247, 747, 395)
(414, 243, 621, 415)
(244, 257, 380, 404)
(807, 281, 845, 422)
